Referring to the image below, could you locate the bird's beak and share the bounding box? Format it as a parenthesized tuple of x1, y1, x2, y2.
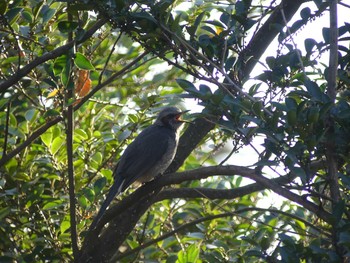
(177, 110, 192, 123)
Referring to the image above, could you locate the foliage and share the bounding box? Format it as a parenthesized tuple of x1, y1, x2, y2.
(1, 0, 350, 262)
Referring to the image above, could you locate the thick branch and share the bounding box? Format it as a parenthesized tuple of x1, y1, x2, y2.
(155, 185, 271, 201)
(80, 164, 332, 262)
(327, 0, 342, 257)
(326, 0, 340, 203)
(167, 117, 216, 172)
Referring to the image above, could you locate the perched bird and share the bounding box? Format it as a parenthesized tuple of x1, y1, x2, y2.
(90, 106, 189, 229)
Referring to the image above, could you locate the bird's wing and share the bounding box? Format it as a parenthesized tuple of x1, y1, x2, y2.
(89, 126, 173, 230)
(116, 125, 173, 191)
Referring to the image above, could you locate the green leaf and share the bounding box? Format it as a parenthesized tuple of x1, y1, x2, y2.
(100, 169, 113, 181)
(74, 52, 95, 70)
(290, 167, 307, 183)
(322, 27, 330, 44)
(0, 207, 10, 220)
(74, 128, 88, 142)
(0, 0, 8, 15)
(92, 152, 102, 165)
(176, 243, 200, 263)
(279, 233, 295, 246)
(300, 7, 311, 20)
(53, 55, 68, 76)
(304, 38, 317, 54)
(50, 136, 64, 155)
(304, 79, 324, 101)
(43, 109, 60, 118)
(94, 177, 107, 194)
(58, 21, 78, 33)
(41, 5, 57, 24)
(176, 79, 199, 96)
(83, 188, 95, 203)
(78, 195, 88, 209)
(21, 10, 33, 23)
(13, 172, 30, 181)
(43, 200, 64, 210)
(60, 218, 70, 234)
(41, 131, 53, 147)
(5, 7, 23, 25)
(25, 109, 37, 122)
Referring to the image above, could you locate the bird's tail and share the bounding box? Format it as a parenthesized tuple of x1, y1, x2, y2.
(89, 176, 124, 230)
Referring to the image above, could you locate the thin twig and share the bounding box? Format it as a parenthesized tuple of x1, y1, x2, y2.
(280, 7, 306, 75)
(98, 32, 122, 85)
(2, 99, 11, 157)
(66, 6, 79, 260)
(2, 15, 22, 72)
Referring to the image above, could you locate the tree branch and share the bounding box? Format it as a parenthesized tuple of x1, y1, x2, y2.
(238, 0, 306, 78)
(66, 8, 79, 260)
(167, 117, 216, 173)
(80, 164, 333, 262)
(326, 0, 340, 203)
(326, 0, 342, 257)
(2, 99, 11, 157)
(0, 18, 107, 94)
(0, 52, 149, 168)
(0, 117, 62, 167)
(168, 0, 309, 175)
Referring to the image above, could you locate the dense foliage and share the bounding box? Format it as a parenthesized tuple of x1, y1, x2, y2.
(1, 0, 350, 262)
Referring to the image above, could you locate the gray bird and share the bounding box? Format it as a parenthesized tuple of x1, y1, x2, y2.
(90, 106, 188, 229)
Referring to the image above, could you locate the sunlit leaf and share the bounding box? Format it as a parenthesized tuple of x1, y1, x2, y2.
(43, 200, 64, 210)
(41, 131, 52, 147)
(74, 53, 95, 70)
(60, 218, 70, 234)
(50, 136, 64, 155)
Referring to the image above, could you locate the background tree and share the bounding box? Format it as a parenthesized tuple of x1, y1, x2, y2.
(1, 0, 350, 262)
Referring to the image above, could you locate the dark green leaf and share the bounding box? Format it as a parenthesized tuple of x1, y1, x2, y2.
(322, 27, 330, 44)
(304, 79, 323, 101)
(304, 38, 317, 54)
(58, 21, 78, 33)
(0, 207, 10, 220)
(300, 7, 311, 20)
(21, 10, 33, 23)
(0, 0, 8, 15)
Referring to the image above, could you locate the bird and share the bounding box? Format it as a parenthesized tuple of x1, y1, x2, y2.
(90, 106, 189, 229)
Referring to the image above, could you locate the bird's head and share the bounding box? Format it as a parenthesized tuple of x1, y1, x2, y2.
(155, 106, 190, 131)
